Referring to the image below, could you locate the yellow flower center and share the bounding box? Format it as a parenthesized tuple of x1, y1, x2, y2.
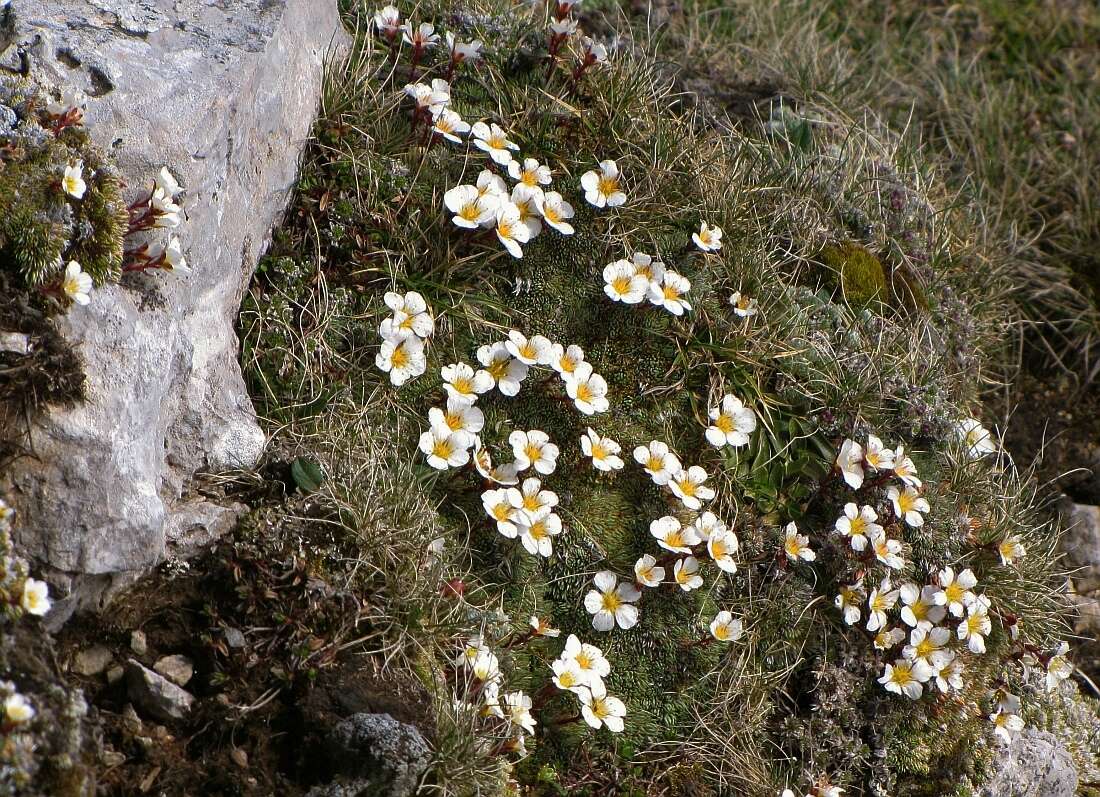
(871, 593, 887, 612)
(445, 411, 464, 431)
(453, 376, 472, 394)
(498, 220, 515, 239)
(910, 601, 928, 620)
(676, 566, 693, 584)
(63, 275, 82, 296)
(944, 583, 964, 604)
(432, 439, 453, 459)
(592, 698, 611, 719)
(891, 663, 914, 685)
(665, 530, 684, 549)
(635, 264, 653, 279)
(521, 171, 538, 186)
(523, 494, 541, 512)
(676, 478, 697, 497)
(576, 383, 593, 403)
(492, 504, 512, 521)
(519, 342, 537, 359)
(713, 624, 730, 641)
(529, 520, 548, 540)
(459, 203, 481, 221)
(849, 515, 867, 536)
(601, 591, 621, 612)
(785, 538, 802, 557)
(662, 284, 680, 301)
(559, 355, 577, 373)
(612, 275, 632, 294)
(915, 637, 937, 659)
(638, 565, 654, 581)
(999, 540, 1016, 559)
(487, 359, 508, 379)
(524, 443, 542, 463)
(646, 455, 663, 472)
(575, 652, 593, 670)
(437, 118, 454, 133)
(590, 442, 607, 461)
(597, 175, 618, 197)
(544, 205, 561, 223)
(558, 670, 578, 688)
(737, 296, 751, 311)
(714, 414, 734, 433)
(898, 492, 916, 514)
(391, 346, 409, 368)
(711, 539, 728, 558)
(488, 134, 507, 149)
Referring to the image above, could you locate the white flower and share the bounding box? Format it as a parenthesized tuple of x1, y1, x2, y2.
(3, 693, 34, 724)
(866, 578, 899, 633)
(565, 363, 610, 415)
(446, 31, 483, 62)
(955, 418, 996, 458)
(551, 658, 588, 693)
(507, 477, 559, 522)
(429, 399, 484, 439)
(958, 595, 992, 654)
(899, 583, 946, 629)
(933, 567, 978, 617)
(998, 535, 1026, 566)
(441, 362, 494, 405)
(404, 79, 450, 112)
(401, 21, 439, 49)
(835, 580, 865, 625)
(579, 680, 627, 732)
(372, 5, 401, 37)
(647, 270, 692, 315)
(444, 184, 499, 228)
(888, 485, 929, 527)
(863, 434, 895, 472)
(376, 336, 427, 385)
(476, 341, 529, 396)
(1045, 642, 1073, 692)
(150, 188, 182, 228)
(155, 166, 182, 198)
(705, 394, 757, 448)
(669, 466, 715, 510)
(929, 649, 964, 693)
(160, 237, 189, 274)
(580, 159, 626, 208)
(549, 17, 579, 35)
(707, 530, 739, 573)
(634, 554, 665, 587)
(584, 571, 641, 631)
(581, 428, 624, 471)
(633, 440, 681, 485)
(602, 259, 649, 304)
(62, 160, 86, 199)
(673, 556, 703, 591)
(509, 429, 560, 474)
(418, 426, 471, 469)
(471, 121, 519, 165)
(477, 169, 509, 201)
(503, 690, 537, 735)
(20, 578, 51, 616)
(834, 503, 881, 552)
(990, 694, 1025, 742)
(729, 291, 758, 317)
(650, 516, 701, 554)
(689, 511, 726, 542)
(879, 658, 932, 699)
(61, 261, 92, 306)
(709, 610, 743, 642)
(548, 343, 585, 377)
(870, 529, 905, 570)
(835, 438, 864, 489)
(873, 627, 906, 651)
(380, 290, 434, 340)
(692, 221, 723, 252)
(518, 512, 563, 557)
(902, 626, 951, 665)
(494, 201, 532, 258)
(510, 184, 544, 238)
(470, 648, 501, 682)
(505, 330, 553, 366)
(579, 36, 608, 64)
(508, 157, 552, 190)
(536, 191, 575, 235)
(630, 251, 665, 282)
(530, 616, 561, 638)
(783, 522, 816, 562)
(432, 107, 470, 142)
(483, 488, 520, 538)
(473, 436, 521, 484)
(892, 445, 921, 488)
(561, 634, 611, 683)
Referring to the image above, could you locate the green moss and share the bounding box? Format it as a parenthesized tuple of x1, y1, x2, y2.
(820, 241, 886, 306)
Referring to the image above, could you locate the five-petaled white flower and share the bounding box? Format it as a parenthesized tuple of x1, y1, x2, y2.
(372, 5, 401, 37)
(689, 511, 726, 542)
(673, 556, 703, 591)
(835, 581, 865, 625)
(633, 440, 681, 485)
(442, 362, 494, 405)
(483, 488, 520, 538)
(151, 187, 182, 228)
(707, 529, 739, 574)
(709, 610, 743, 642)
(549, 17, 579, 36)
(706, 394, 757, 448)
(445, 184, 498, 228)
(510, 184, 543, 238)
(429, 399, 484, 439)
(446, 31, 482, 62)
(3, 693, 34, 724)
(561, 634, 611, 684)
(888, 485, 929, 527)
(585, 571, 641, 631)
(783, 522, 816, 562)
(998, 535, 1026, 566)
(380, 290, 434, 340)
(471, 121, 519, 165)
(404, 79, 450, 112)
(835, 438, 864, 489)
(419, 426, 471, 470)
(629, 251, 664, 282)
(536, 191, 575, 235)
(929, 649, 964, 693)
(62, 160, 86, 199)
(476, 341, 529, 396)
(432, 107, 470, 142)
(503, 690, 537, 735)
(866, 578, 899, 633)
(494, 201, 532, 258)
(899, 583, 946, 629)
(548, 343, 585, 377)
(508, 477, 559, 522)
(634, 554, 665, 587)
(580, 680, 627, 732)
(376, 336, 427, 385)
(647, 270, 692, 315)
(958, 595, 992, 654)
(551, 658, 587, 694)
(864, 434, 895, 472)
(582, 428, 624, 471)
(160, 237, 189, 275)
(729, 291, 758, 317)
(873, 627, 906, 651)
(954, 418, 996, 459)
(401, 21, 439, 49)
(1045, 642, 1073, 692)
(580, 159, 626, 208)
(566, 363, 610, 415)
(870, 529, 905, 570)
(518, 512, 563, 557)
(669, 466, 715, 510)
(892, 445, 921, 488)
(477, 169, 509, 201)
(61, 260, 92, 306)
(834, 502, 881, 552)
(934, 567, 978, 617)
(879, 658, 932, 699)
(603, 259, 649, 304)
(990, 694, 1024, 742)
(902, 626, 951, 665)
(692, 221, 723, 252)
(509, 429, 560, 474)
(506, 329, 553, 366)
(508, 157, 552, 190)
(20, 578, 51, 616)
(650, 515, 701, 554)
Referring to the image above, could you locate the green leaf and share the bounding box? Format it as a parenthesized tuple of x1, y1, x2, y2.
(291, 457, 325, 493)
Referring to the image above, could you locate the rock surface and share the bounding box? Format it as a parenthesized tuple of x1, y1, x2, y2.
(307, 713, 431, 797)
(153, 653, 193, 687)
(1061, 501, 1100, 592)
(72, 644, 113, 676)
(977, 729, 1077, 797)
(125, 658, 194, 722)
(0, 0, 348, 622)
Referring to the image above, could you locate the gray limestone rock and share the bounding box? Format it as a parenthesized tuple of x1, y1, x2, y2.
(978, 728, 1077, 797)
(313, 713, 431, 797)
(125, 658, 194, 722)
(0, 0, 348, 622)
(1061, 502, 1100, 593)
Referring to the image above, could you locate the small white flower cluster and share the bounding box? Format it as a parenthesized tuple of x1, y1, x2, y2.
(549, 633, 627, 732)
(1, 681, 35, 727)
(453, 635, 537, 746)
(375, 290, 434, 386)
(602, 251, 692, 316)
(0, 499, 52, 620)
